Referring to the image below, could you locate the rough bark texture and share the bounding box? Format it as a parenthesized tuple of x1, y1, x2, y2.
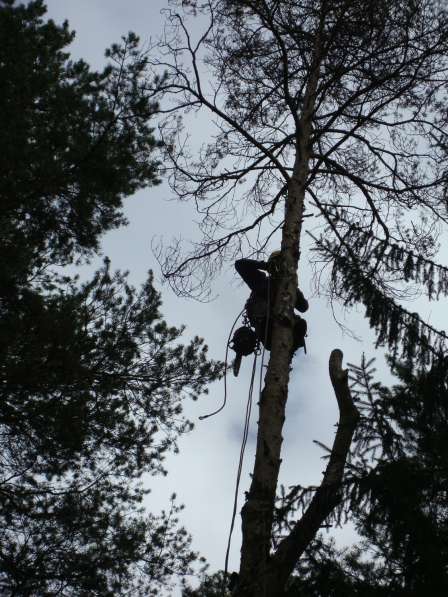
(265, 349, 360, 595)
(235, 347, 359, 597)
(235, 19, 325, 597)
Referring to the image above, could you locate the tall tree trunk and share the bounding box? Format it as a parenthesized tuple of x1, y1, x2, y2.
(235, 21, 324, 597)
(264, 350, 360, 595)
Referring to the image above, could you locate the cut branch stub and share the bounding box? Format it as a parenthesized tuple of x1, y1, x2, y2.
(329, 348, 359, 419)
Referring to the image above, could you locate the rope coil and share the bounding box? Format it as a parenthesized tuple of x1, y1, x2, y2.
(199, 308, 246, 421)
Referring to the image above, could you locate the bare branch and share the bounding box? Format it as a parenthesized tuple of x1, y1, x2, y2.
(267, 350, 359, 588)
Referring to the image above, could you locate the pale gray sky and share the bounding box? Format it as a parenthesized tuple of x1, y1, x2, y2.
(43, 0, 447, 591)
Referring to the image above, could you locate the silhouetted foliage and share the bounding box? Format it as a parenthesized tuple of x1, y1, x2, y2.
(270, 355, 448, 596)
(0, 0, 162, 290)
(0, 2, 223, 595)
(182, 571, 232, 596)
(152, 0, 448, 365)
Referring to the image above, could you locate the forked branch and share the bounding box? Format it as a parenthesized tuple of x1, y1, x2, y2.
(266, 350, 359, 593)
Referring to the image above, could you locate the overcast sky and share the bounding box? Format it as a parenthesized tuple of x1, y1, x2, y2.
(43, 1, 447, 591)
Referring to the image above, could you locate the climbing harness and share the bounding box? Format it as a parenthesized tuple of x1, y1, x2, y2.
(230, 278, 273, 377)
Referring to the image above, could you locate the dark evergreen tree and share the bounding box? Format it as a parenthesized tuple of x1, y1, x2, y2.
(347, 355, 448, 595)
(0, 0, 162, 289)
(0, 260, 222, 596)
(268, 355, 448, 596)
(182, 571, 231, 596)
(0, 2, 223, 594)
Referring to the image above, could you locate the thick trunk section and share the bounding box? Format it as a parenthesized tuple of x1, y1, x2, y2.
(235, 12, 328, 596)
(264, 350, 359, 595)
(235, 72, 321, 597)
(235, 349, 359, 597)
(235, 171, 307, 597)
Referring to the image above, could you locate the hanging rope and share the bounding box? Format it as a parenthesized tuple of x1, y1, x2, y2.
(259, 273, 271, 401)
(199, 307, 246, 421)
(221, 270, 273, 594)
(223, 351, 258, 593)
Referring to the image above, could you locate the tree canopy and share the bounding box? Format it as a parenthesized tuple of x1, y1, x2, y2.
(0, 2, 223, 594)
(0, 259, 222, 596)
(0, 0, 161, 287)
(154, 0, 448, 363)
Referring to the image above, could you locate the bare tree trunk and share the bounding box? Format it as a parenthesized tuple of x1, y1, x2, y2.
(265, 350, 360, 595)
(235, 23, 325, 597)
(235, 349, 358, 597)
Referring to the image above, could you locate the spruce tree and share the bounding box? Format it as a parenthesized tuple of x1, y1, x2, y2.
(187, 355, 448, 596)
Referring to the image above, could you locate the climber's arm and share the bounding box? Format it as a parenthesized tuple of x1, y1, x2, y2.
(235, 259, 268, 294)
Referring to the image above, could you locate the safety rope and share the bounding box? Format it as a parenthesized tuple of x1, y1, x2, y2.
(199, 307, 246, 421)
(223, 351, 258, 593)
(221, 272, 273, 595)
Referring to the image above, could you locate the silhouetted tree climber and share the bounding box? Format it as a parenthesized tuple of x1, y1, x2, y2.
(235, 252, 308, 353)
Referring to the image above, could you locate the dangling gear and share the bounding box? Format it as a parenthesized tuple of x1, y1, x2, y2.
(293, 315, 307, 354)
(229, 325, 258, 376)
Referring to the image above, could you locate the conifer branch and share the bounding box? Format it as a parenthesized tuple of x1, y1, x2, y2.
(311, 233, 448, 365)
(323, 213, 448, 299)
